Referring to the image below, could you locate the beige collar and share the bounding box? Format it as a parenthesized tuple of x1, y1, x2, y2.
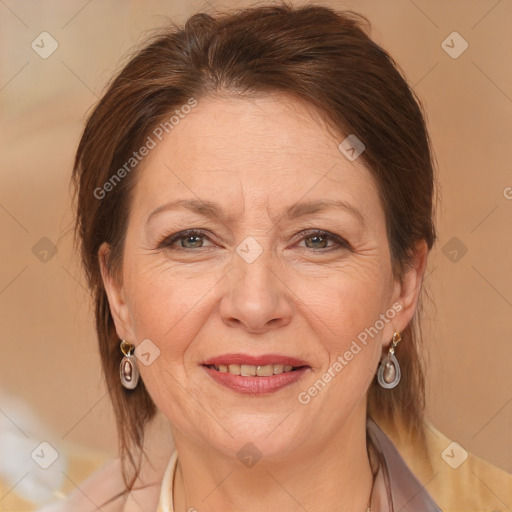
(156, 449, 178, 512)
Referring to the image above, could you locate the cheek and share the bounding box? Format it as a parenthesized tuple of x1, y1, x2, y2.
(290, 267, 391, 425)
(124, 260, 216, 360)
(297, 262, 391, 348)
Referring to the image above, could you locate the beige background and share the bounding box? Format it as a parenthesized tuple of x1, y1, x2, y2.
(1, 0, 511, 481)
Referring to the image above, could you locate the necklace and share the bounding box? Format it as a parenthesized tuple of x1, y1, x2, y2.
(366, 434, 380, 512)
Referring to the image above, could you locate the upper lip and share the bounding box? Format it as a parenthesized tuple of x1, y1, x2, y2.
(202, 353, 310, 367)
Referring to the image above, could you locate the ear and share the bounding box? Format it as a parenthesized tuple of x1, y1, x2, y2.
(385, 239, 429, 341)
(98, 242, 136, 342)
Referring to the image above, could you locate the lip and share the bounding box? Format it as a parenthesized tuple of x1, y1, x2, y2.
(202, 353, 310, 367)
(202, 365, 311, 395)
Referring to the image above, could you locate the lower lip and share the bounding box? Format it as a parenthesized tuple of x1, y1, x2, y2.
(202, 365, 310, 395)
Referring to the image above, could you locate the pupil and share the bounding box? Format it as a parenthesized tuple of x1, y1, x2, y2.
(307, 235, 326, 248)
(184, 235, 202, 248)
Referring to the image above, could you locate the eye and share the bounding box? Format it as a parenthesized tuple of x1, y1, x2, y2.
(297, 230, 350, 251)
(158, 229, 214, 250)
(157, 228, 350, 252)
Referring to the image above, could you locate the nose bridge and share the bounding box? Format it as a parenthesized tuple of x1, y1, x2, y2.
(220, 238, 292, 331)
(236, 242, 274, 291)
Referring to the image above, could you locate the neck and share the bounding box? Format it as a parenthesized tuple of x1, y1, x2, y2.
(171, 408, 373, 512)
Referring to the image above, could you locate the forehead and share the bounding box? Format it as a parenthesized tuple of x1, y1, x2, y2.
(159, 92, 344, 170)
(132, 92, 381, 222)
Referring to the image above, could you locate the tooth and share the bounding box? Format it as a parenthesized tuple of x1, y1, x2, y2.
(228, 364, 241, 375)
(273, 364, 284, 374)
(256, 364, 274, 376)
(241, 364, 256, 376)
(218, 363, 298, 376)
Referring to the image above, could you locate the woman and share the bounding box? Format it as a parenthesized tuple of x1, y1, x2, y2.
(40, 2, 511, 511)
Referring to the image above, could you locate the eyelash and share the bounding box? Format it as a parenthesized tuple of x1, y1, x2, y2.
(157, 229, 351, 252)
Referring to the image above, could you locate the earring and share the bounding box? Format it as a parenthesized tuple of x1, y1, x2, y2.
(377, 332, 401, 389)
(119, 340, 139, 390)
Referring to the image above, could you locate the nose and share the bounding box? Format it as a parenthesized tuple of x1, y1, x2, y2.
(219, 248, 293, 334)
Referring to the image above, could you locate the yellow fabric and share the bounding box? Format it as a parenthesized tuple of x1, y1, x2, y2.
(375, 413, 512, 511)
(2, 418, 510, 511)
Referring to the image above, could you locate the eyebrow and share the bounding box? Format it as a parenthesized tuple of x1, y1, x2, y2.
(146, 198, 367, 228)
(284, 199, 367, 227)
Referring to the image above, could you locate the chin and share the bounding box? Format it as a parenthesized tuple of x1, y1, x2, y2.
(205, 419, 305, 464)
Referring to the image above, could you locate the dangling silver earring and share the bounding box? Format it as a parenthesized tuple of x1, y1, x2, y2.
(119, 340, 139, 390)
(377, 332, 401, 389)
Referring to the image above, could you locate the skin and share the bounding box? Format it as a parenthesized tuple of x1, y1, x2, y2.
(99, 92, 428, 512)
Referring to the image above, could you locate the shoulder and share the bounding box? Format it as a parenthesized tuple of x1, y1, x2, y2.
(423, 422, 512, 510)
(375, 413, 512, 510)
(35, 440, 173, 512)
(36, 415, 175, 512)
(36, 457, 126, 512)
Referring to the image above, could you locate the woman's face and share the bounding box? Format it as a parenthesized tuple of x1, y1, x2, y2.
(101, 92, 424, 460)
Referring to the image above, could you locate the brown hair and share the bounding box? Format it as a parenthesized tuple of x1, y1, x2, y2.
(72, 1, 436, 499)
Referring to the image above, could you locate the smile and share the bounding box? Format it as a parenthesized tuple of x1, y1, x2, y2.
(206, 363, 304, 376)
(202, 364, 311, 395)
